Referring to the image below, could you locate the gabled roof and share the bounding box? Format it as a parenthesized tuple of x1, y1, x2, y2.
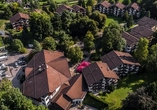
(137, 16, 157, 29)
(114, 2, 125, 9)
(82, 62, 119, 86)
(51, 74, 87, 110)
(128, 25, 154, 39)
(10, 12, 29, 24)
(56, 4, 74, 14)
(101, 50, 140, 70)
(72, 5, 86, 12)
(65, 74, 87, 99)
(127, 2, 140, 11)
(22, 50, 71, 99)
(122, 32, 139, 46)
(97, 1, 112, 8)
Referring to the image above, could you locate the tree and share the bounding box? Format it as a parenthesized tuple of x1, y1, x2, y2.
(12, 39, 24, 52)
(0, 78, 12, 91)
(134, 38, 149, 63)
(33, 40, 42, 51)
(123, 0, 131, 5)
(86, 6, 92, 15)
(67, 46, 83, 63)
(146, 11, 151, 17)
(29, 12, 53, 40)
(0, 79, 48, 110)
(127, 15, 134, 27)
(86, 0, 94, 7)
(82, 0, 86, 8)
(145, 82, 157, 101)
(147, 44, 157, 71)
(97, 0, 104, 3)
(101, 22, 125, 53)
(83, 31, 95, 51)
(49, 0, 57, 12)
(58, 31, 74, 54)
(109, 0, 115, 4)
(122, 87, 157, 110)
(78, 0, 86, 7)
(3, 7, 13, 19)
(51, 13, 62, 31)
(123, 11, 129, 21)
(42, 37, 56, 50)
(78, 0, 83, 6)
(70, 16, 98, 39)
(61, 10, 73, 33)
(90, 11, 107, 29)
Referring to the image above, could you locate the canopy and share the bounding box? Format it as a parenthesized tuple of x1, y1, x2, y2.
(76, 61, 90, 72)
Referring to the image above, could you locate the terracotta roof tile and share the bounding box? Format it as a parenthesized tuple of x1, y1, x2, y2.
(82, 62, 119, 85)
(130, 2, 140, 11)
(128, 25, 154, 39)
(65, 74, 87, 99)
(22, 50, 71, 99)
(137, 16, 157, 29)
(122, 32, 139, 46)
(101, 50, 140, 70)
(115, 2, 125, 9)
(10, 12, 29, 24)
(56, 4, 74, 14)
(72, 5, 86, 12)
(51, 74, 87, 110)
(98, 1, 112, 8)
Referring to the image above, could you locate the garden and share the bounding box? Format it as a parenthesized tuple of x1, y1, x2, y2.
(84, 72, 157, 110)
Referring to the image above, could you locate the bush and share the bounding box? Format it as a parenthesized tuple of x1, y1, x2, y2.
(20, 47, 27, 53)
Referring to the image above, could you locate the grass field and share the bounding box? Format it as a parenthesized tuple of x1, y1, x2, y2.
(100, 72, 157, 110)
(106, 16, 123, 26)
(0, 19, 9, 30)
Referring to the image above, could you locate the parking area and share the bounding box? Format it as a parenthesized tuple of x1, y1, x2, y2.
(0, 50, 31, 89)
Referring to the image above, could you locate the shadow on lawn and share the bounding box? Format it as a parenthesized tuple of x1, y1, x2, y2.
(117, 72, 157, 92)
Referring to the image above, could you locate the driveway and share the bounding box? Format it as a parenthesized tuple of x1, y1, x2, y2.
(1, 49, 31, 89)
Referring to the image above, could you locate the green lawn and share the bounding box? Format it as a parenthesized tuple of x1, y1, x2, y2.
(0, 19, 9, 30)
(106, 16, 123, 26)
(100, 72, 157, 110)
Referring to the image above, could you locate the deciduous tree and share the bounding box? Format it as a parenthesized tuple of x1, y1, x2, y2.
(134, 38, 149, 63)
(67, 46, 83, 63)
(147, 44, 157, 71)
(83, 31, 95, 51)
(29, 12, 53, 40)
(33, 40, 42, 51)
(101, 22, 125, 53)
(90, 11, 107, 29)
(122, 87, 157, 110)
(42, 37, 56, 50)
(12, 39, 24, 52)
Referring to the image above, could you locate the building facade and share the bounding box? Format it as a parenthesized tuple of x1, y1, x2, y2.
(101, 50, 141, 77)
(22, 50, 87, 110)
(10, 13, 29, 29)
(82, 62, 119, 93)
(94, 1, 140, 17)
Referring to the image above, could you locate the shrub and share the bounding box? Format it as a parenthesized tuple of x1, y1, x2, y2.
(20, 47, 27, 53)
